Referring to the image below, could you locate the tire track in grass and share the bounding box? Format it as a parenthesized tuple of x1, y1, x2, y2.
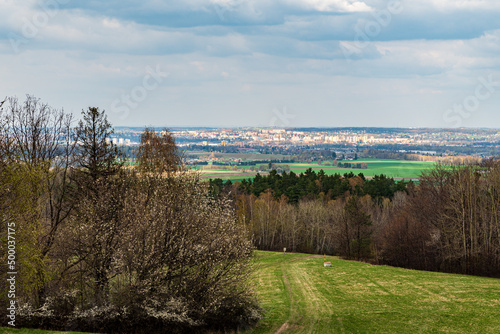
(356, 272, 393, 296)
(276, 263, 294, 334)
(279, 255, 347, 333)
(251, 252, 294, 334)
(254, 252, 325, 334)
(291, 262, 321, 332)
(407, 282, 451, 302)
(275, 256, 318, 333)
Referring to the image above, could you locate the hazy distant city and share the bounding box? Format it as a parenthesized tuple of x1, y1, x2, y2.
(111, 127, 500, 157)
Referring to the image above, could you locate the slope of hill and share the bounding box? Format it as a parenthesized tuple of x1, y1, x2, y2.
(248, 251, 500, 334)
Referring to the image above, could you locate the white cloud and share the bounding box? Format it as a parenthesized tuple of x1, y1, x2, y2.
(420, 0, 500, 10)
(287, 0, 372, 12)
(1, 0, 500, 127)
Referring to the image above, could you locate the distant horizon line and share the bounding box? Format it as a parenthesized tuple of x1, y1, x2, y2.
(113, 125, 500, 131)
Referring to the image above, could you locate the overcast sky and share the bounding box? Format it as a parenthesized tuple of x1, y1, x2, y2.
(1, 0, 500, 128)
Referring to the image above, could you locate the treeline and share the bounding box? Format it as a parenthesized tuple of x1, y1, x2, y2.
(0, 96, 259, 333)
(211, 161, 500, 277)
(361, 148, 422, 160)
(211, 159, 294, 166)
(388, 162, 500, 276)
(335, 162, 368, 169)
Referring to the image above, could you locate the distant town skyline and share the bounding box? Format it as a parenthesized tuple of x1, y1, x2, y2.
(1, 1, 500, 128)
(112, 126, 500, 149)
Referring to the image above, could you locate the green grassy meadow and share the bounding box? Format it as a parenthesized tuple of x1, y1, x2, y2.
(247, 251, 500, 334)
(3, 250, 500, 333)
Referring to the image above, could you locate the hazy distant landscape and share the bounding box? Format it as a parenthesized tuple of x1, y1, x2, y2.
(4, 99, 500, 333)
(112, 126, 500, 182)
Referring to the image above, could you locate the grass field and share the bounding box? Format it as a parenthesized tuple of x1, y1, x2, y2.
(276, 160, 434, 179)
(3, 251, 500, 333)
(247, 251, 500, 334)
(199, 159, 436, 181)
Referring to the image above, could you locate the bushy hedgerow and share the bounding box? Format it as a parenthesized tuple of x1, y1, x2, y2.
(17, 287, 261, 333)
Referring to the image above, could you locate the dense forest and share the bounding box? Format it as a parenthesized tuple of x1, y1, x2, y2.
(210, 161, 500, 277)
(0, 96, 260, 333)
(210, 169, 408, 203)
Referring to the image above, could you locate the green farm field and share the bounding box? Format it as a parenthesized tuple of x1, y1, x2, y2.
(6, 250, 500, 334)
(247, 251, 500, 334)
(272, 159, 434, 179)
(199, 159, 436, 181)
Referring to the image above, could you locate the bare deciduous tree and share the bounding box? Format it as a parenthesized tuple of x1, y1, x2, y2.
(0, 95, 76, 305)
(138, 127, 183, 175)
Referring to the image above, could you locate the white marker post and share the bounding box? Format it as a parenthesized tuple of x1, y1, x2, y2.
(324, 254, 331, 267)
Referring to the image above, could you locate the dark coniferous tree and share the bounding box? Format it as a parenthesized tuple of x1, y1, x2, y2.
(74, 107, 123, 184)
